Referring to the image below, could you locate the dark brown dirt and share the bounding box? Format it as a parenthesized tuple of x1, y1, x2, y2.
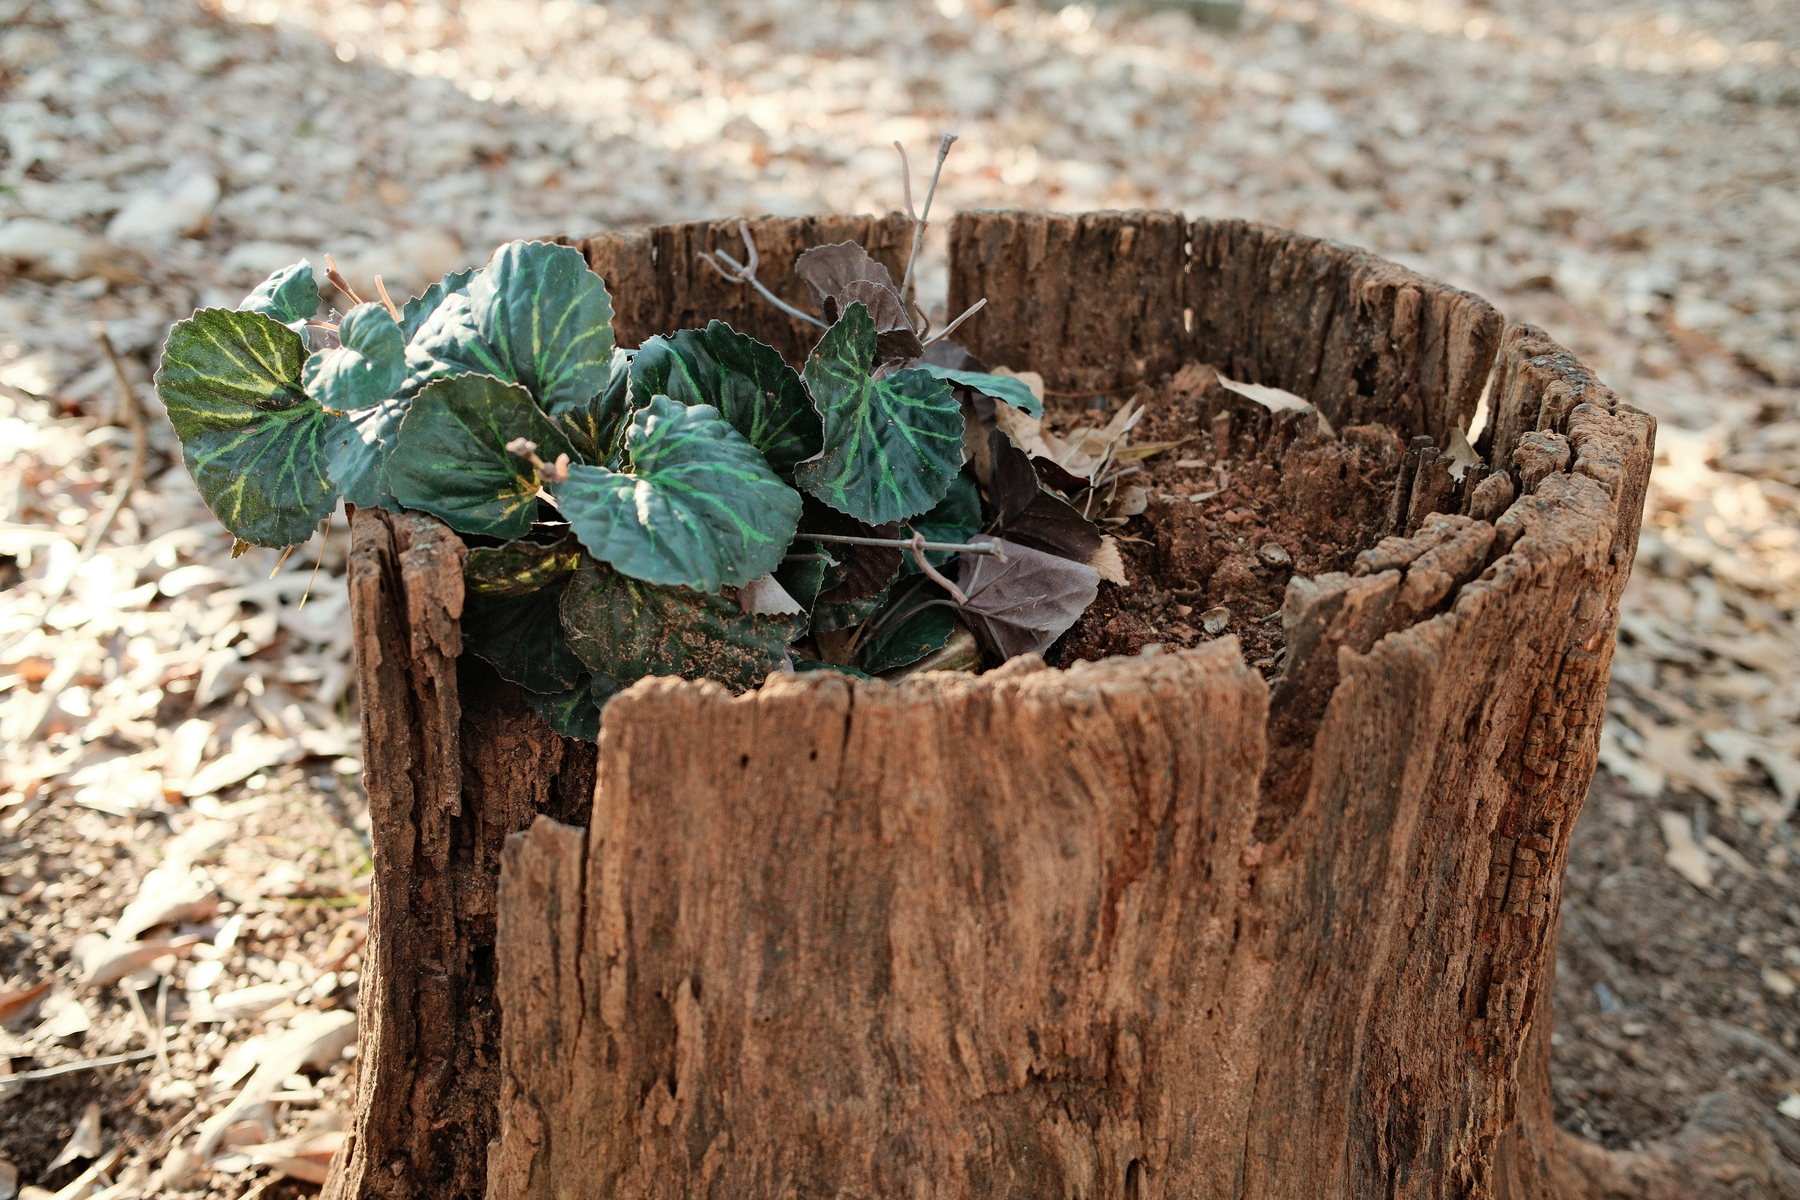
(1555, 769, 1800, 1152)
(1048, 364, 1406, 673)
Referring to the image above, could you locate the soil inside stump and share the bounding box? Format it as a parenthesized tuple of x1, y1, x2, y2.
(1042, 363, 1411, 675)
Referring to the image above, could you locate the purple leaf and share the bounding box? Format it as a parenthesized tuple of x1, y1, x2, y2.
(956, 538, 1099, 660)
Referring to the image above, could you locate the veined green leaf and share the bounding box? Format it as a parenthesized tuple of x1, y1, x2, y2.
(526, 672, 617, 742)
(796, 302, 964, 526)
(463, 586, 585, 694)
(857, 597, 956, 674)
(326, 397, 405, 510)
(559, 554, 802, 691)
(552, 346, 632, 465)
(915, 364, 1043, 418)
(631, 321, 821, 476)
(156, 308, 342, 546)
(387, 372, 575, 539)
(774, 540, 828, 612)
(465, 535, 584, 596)
(239, 261, 320, 326)
(811, 590, 885, 634)
(406, 240, 614, 410)
(304, 302, 405, 412)
(552, 395, 801, 592)
(399, 267, 478, 341)
(899, 470, 982, 574)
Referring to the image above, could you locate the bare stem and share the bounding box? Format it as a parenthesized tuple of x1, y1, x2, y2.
(324, 255, 364, 307)
(373, 275, 402, 322)
(799, 531, 1007, 559)
(506, 437, 571, 483)
(899, 133, 957, 302)
(908, 532, 968, 604)
(698, 221, 828, 328)
(921, 296, 986, 347)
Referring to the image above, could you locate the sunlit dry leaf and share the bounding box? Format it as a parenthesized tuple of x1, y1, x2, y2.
(43, 1101, 101, 1175)
(1659, 811, 1714, 892)
(195, 1010, 357, 1161)
(0, 981, 50, 1030)
(1087, 537, 1127, 585)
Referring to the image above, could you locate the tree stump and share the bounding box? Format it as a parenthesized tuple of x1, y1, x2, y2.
(325, 212, 1657, 1199)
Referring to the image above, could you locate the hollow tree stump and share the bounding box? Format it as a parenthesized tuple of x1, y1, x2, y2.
(326, 211, 1657, 1199)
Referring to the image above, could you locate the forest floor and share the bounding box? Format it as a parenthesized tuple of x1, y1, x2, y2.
(1, 0, 1797, 1193)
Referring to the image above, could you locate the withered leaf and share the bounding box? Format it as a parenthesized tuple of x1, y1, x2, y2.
(794, 242, 900, 314)
(956, 538, 1100, 660)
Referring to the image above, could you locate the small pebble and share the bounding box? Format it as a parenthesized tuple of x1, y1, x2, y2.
(1258, 543, 1292, 567)
(1201, 606, 1231, 635)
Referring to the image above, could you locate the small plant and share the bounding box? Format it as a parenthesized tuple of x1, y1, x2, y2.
(155, 142, 1135, 740)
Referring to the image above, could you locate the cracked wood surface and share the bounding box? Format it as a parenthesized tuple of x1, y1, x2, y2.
(331, 211, 1655, 1198)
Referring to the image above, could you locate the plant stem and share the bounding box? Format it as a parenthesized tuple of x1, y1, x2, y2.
(324, 254, 364, 306)
(798, 532, 1007, 559)
(921, 297, 986, 347)
(373, 275, 402, 322)
(899, 133, 957, 302)
(907, 532, 968, 604)
(697, 221, 829, 328)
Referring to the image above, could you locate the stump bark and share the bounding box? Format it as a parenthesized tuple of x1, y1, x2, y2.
(326, 212, 1659, 1199)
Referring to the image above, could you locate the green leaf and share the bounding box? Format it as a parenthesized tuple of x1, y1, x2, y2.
(552, 395, 801, 592)
(526, 673, 617, 742)
(856, 598, 956, 674)
(796, 302, 964, 526)
(552, 347, 632, 465)
(774, 540, 828, 612)
(387, 372, 576, 539)
(465, 535, 584, 596)
(326, 397, 405, 510)
(399, 267, 478, 341)
(406, 241, 614, 410)
(239, 261, 320, 326)
(915, 364, 1043, 418)
(156, 308, 342, 546)
(899, 471, 982, 574)
(559, 555, 803, 691)
(303, 302, 405, 411)
(811, 590, 885, 634)
(463, 587, 585, 693)
(630, 321, 822, 476)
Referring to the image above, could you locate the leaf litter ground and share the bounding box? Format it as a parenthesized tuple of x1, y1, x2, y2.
(2, 0, 1800, 1190)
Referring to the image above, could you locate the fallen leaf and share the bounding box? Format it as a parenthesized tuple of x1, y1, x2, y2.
(79, 935, 201, 989)
(1087, 537, 1126, 585)
(243, 1129, 347, 1184)
(0, 981, 51, 1029)
(955, 538, 1100, 660)
(0, 1159, 14, 1200)
(43, 1102, 100, 1175)
(737, 574, 804, 616)
(113, 865, 217, 942)
(31, 991, 90, 1039)
(195, 1010, 357, 1162)
(212, 981, 300, 1020)
(1659, 810, 1714, 892)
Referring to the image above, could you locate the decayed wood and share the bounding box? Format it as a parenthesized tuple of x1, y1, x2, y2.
(568, 213, 913, 364)
(333, 211, 1662, 1198)
(325, 511, 596, 1200)
(484, 327, 1654, 1196)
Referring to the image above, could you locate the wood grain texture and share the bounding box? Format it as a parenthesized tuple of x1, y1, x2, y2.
(324, 513, 596, 1200)
(1186, 218, 1504, 448)
(569, 213, 913, 365)
(333, 211, 1660, 1199)
(493, 647, 1270, 1199)
(946, 210, 1189, 395)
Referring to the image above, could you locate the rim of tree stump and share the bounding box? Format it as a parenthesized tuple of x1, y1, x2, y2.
(323, 210, 1656, 1200)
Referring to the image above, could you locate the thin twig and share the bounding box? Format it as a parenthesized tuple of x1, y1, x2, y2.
(324, 255, 363, 306)
(84, 325, 149, 558)
(269, 544, 296, 578)
(699, 221, 828, 328)
(899, 133, 957, 302)
(299, 508, 332, 609)
(894, 141, 916, 222)
(798, 531, 1006, 558)
(2, 1050, 155, 1082)
(505, 437, 571, 483)
(373, 275, 402, 322)
(921, 297, 987, 347)
(3, 325, 150, 660)
(907, 532, 968, 604)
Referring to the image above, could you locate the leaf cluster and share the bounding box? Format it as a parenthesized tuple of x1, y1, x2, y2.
(156, 238, 1111, 741)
